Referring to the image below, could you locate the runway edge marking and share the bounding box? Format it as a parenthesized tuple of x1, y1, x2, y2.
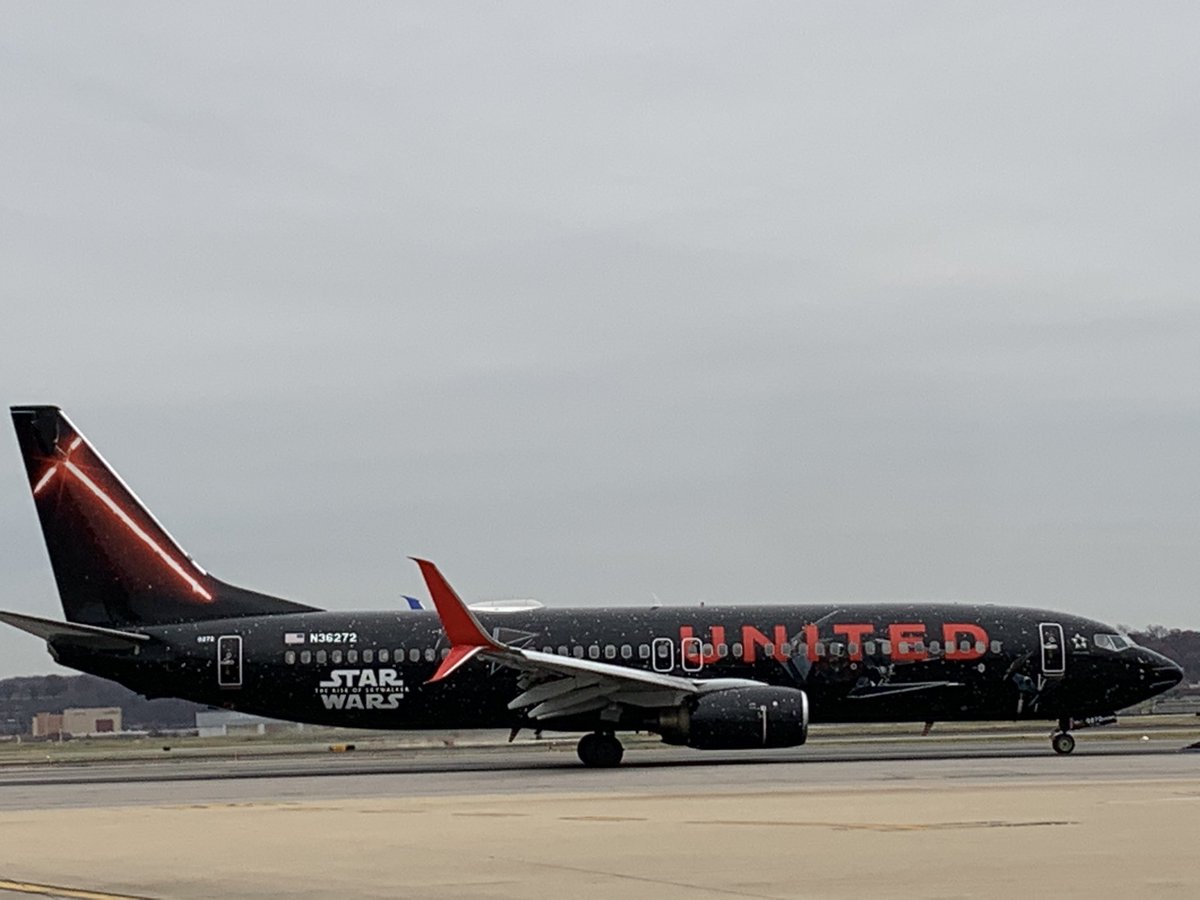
(0, 879, 155, 900)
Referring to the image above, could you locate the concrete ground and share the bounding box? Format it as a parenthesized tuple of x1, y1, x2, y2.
(0, 739, 1197, 899)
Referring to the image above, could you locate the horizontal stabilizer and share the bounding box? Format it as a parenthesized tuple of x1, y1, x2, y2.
(0, 610, 150, 650)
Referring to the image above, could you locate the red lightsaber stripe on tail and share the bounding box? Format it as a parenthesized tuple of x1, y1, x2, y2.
(32, 466, 58, 496)
(62, 460, 213, 601)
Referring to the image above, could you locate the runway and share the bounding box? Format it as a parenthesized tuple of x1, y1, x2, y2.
(0, 737, 1195, 806)
(0, 738, 1197, 899)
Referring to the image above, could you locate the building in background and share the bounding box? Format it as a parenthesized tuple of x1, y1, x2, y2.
(30, 707, 121, 737)
(195, 709, 302, 737)
(31, 712, 63, 737)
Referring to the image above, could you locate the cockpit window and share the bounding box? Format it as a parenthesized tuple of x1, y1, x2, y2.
(1094, 633, 1134, 651)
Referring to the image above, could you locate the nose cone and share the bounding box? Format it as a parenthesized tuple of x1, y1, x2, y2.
(1143, 650, 1185, 695)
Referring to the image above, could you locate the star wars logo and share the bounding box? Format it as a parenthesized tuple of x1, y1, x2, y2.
(316, 668, 407, 710)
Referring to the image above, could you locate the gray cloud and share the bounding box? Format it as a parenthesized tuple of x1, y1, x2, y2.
(1, 3, 1198, 677)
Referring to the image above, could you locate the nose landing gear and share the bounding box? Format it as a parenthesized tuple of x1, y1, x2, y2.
(577, 732, 624, 767)
(1050, 714, 1118, 755)
(1051, 730, 1076, 755)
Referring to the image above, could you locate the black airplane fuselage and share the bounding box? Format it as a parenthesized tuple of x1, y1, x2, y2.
(51, 603, 1178, 733)
(7, 405, 1185, 761)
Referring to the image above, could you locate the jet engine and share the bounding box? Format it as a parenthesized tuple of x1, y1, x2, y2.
(655, 686, 809, 750)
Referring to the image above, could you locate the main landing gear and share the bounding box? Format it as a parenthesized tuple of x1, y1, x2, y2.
(577, 732, 624, 768)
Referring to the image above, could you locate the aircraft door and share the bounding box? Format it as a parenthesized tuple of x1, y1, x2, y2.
(681, 636, 703, 673)
(1039, 623, 1065, 676)
(652, 637, 675, 673)
(217, 635, 243, 688)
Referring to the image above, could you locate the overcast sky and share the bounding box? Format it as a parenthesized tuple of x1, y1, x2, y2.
(1, 4, 1198, 678)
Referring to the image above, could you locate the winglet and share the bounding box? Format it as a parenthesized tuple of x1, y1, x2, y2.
(410, 558, 503, 682)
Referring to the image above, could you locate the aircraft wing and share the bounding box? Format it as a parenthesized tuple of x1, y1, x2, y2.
(0, 610, 151, 650)
(411, 558, 762, 721)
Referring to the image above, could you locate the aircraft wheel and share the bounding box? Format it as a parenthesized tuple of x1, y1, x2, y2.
(1051, 731, 1076, 755)
(577, 732, 624, 767)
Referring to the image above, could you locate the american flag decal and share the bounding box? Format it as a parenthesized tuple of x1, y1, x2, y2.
(284, 632, 306, 645)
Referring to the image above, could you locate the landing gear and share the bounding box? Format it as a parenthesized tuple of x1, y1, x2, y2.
(1051, 731, 1076, 755)
(577, 732, 624, 768)
(1049, 714, 1117, 755)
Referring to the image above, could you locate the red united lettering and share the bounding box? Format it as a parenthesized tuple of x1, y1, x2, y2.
(801, 623, 819, 661)
(888, 623, 928, 661)
(832, 623, 874, 661)
(943, 623, 988, 660)
(742, 624, 788, 663)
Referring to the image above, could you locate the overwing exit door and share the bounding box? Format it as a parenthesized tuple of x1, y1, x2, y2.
(217, 635, 243, 688)
(652, 637, 675, 673)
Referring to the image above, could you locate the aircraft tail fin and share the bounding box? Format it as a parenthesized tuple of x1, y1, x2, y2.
(10, 406, 318, 627)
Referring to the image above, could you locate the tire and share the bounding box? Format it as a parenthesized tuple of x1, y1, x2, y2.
(576, 733, 599, 766)
(1051, 732, 1076, 755)
(577, 732, 624, 767)
(593, 734, 624, 768)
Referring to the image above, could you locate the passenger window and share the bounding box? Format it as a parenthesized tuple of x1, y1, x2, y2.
(589, 645, 601, 660)
(638, 644, 650, 659)
(928, 640, 941, 655)
(847, 643, 858, 658)
(913, 640, 925, 653)
(732, 642, 744, 658)
(316, 650, 327, 664)
(285, 650, 296, 665)
(542, 646, 553, 655)
(440, 648, 449, 659)
(620, 644, 632, 659)
(604, 645, 617, 659)
(898, 642, 909, 655)
(300, 650, 312, 664)
(960, 641, 971, 653)
(879, 640, 891, 655)
(557, 645, 569, 655)
(703, 642, 714, 656)
(347, 650, 358, 663)
(864, 641, 875, 656)
(717, 643, 729, 657)
(331, 650, 343, 664)
(378, 649, 389, 663)
(764, 643, 775, 657)
(797, 643, 808, 658)
(362, 649, 374, 663)
(425, 648, 436, 662)
(990, 641, 1002, 654)
(656, 643, 669, 658)
(814, 642, 825, 658)
(409, 648, 420, 662)
(975, 640, 987, 655)
(573, 646, 584, 658)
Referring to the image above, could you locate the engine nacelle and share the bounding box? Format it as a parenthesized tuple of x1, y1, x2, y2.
(656, 686, 809, 750)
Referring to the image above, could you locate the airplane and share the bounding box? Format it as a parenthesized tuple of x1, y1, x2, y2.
(1, 405, 1185, 766)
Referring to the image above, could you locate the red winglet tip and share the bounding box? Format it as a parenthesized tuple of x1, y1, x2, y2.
(410, 558, 499, 650)
(426, 644, 483, 684)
